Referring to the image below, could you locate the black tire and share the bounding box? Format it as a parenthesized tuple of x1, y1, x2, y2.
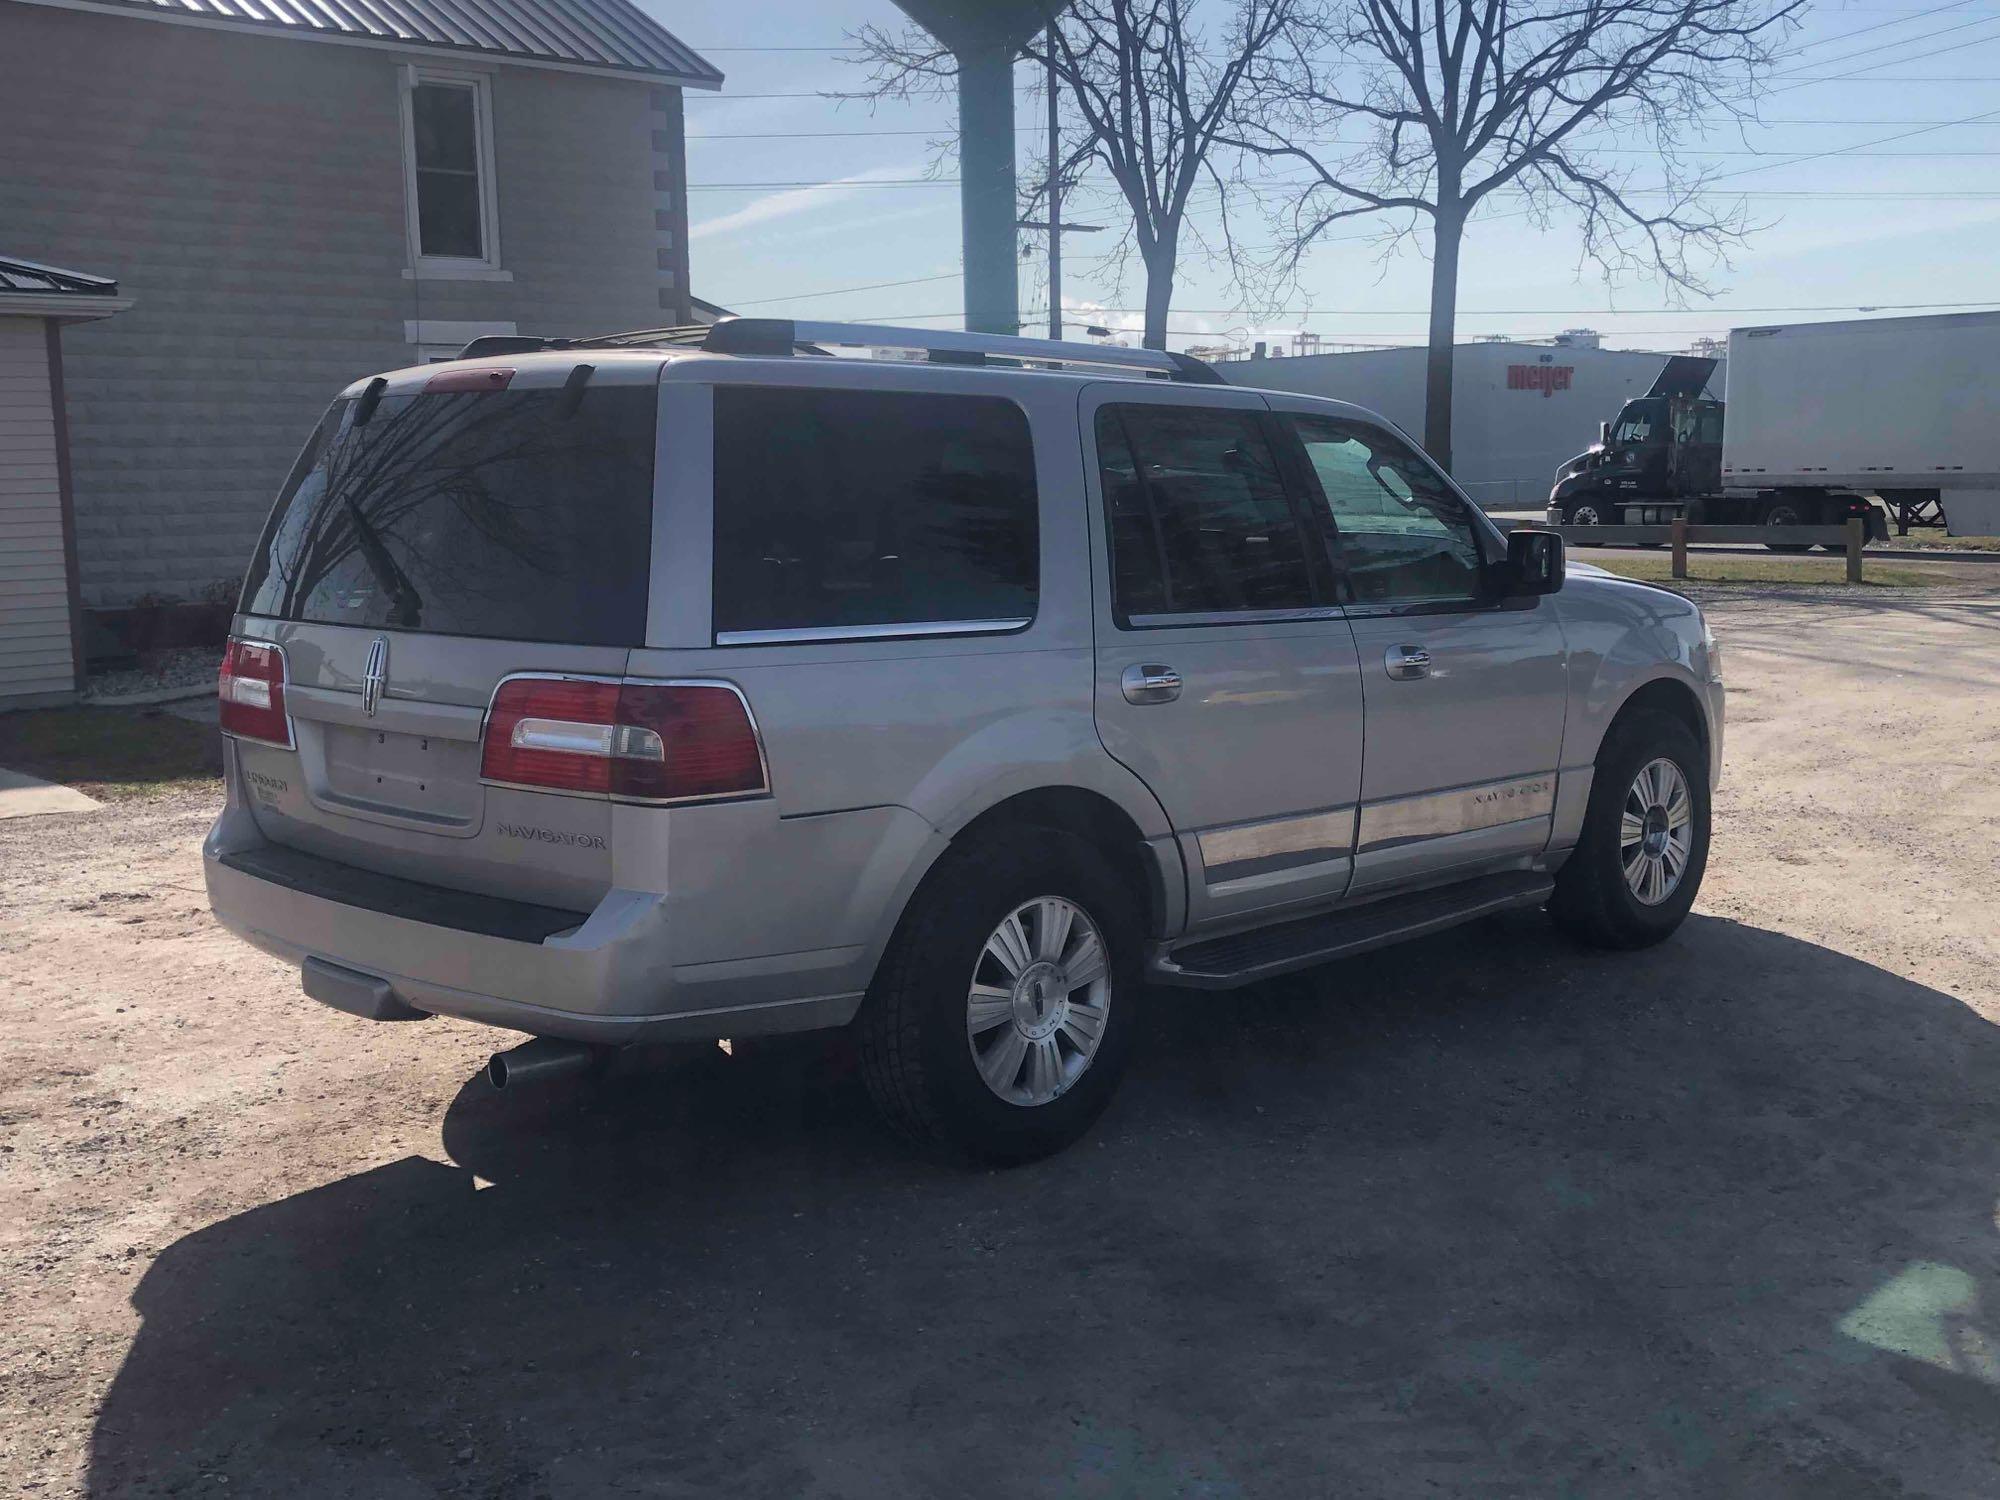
(1550, 710, 1710, 949)
(1761, 499, 1813, 553)
(1564, 495, 1609, 545)
(855, 827, 1142, 1165)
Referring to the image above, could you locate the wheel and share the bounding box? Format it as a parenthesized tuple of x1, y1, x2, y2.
(856, 827, 1140, 1164)
(1550, 711, 1710, 949)
(1564, 496, 1609, 545)
(1761, 499, 1813, 553)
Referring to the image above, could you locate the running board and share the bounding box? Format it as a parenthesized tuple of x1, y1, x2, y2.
(1151, 871, 1554, 990)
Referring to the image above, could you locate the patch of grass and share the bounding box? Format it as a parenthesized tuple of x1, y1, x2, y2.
(1882, 532, 2000, 553)
(0, 706, 222, 802)
(1583, 555, 1952, 588)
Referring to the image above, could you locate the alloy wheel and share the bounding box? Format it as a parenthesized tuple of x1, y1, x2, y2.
(1622, 757, 1695, 906)
(966, 896, 1112, 1107)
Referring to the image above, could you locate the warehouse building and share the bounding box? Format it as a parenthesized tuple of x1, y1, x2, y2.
(1220, 340, 1721, 510)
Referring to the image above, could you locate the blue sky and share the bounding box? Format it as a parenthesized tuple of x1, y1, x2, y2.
(644, 0, 2000, 353)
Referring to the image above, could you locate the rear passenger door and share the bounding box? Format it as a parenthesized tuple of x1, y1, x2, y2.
(1082, 384, 1366, 929)
(1277, 408, 1568, 894)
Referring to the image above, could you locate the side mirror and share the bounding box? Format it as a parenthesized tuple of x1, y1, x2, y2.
(1501, 527, 1565, 596)
(1598, 421, 1610, 448)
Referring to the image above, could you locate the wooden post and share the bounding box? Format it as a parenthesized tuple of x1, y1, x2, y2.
(1671, 516, 1689, 579)
(1846, 516, 1864, 583)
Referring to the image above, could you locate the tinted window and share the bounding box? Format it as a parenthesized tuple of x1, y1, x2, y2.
(241, 384, 657, 645)
(1096, 405, 1313, 620)
(1292, 416, 1485, 605)
(1094, 412, 1172, 616)
(712, 387, 1037, 638)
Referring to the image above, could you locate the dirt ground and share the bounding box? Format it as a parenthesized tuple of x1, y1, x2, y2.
(2, 585, 1996, 1498)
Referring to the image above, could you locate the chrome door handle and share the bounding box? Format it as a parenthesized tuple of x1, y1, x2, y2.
(1384, 645, 1432, 681)
(1121, 664, 1183, 704)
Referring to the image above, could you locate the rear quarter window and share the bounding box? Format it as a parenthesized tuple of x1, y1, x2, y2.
(711, 386, 1038, 640)
(241, 382, 657, 645)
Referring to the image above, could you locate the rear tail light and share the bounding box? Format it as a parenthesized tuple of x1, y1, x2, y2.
(480, 678, 768, 803)
(218, 637, 293, 748)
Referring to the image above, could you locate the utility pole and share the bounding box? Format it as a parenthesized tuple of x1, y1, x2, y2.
(1015, 45, 1102, 341)
(1047, 63, 1061, 341)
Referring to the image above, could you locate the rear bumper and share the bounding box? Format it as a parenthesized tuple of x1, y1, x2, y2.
(203, 803, 865, 1045)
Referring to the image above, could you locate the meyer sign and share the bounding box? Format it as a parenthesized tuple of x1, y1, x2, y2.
(1508, 363, 1574, 397)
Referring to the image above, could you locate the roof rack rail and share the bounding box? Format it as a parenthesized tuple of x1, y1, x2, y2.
(453, 327, 713, 360)
(699, 318, 1223, 383)
(457, 334, 572, 360)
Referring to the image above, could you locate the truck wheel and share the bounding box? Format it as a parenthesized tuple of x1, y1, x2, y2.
(1564, 497, 1608, 544)
(1761, 499, 1813, 552)
(1549, 711, 1710, 950)
(856, 827, 1140, 1165)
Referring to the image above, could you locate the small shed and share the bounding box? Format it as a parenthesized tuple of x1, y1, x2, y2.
(0, 258, 129, 707)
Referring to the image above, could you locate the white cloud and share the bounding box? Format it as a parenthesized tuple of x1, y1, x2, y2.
(690, 165, 928, 243)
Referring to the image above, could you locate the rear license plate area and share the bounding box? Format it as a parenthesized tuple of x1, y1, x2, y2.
(319, 724, 482, 823)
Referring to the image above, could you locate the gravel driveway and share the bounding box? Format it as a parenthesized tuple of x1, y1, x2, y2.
(3, 586, 1996, 1498)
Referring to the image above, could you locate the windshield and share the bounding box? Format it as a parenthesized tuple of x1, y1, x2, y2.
(240, 384, 657, 645)
(1610, 398, 1667, 447)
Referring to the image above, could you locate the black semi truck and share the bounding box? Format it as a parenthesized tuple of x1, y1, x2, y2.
(1546, 354, 1888, 550)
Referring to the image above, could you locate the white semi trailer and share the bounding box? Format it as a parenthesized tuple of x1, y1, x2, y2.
(1549, 310, 2000, 541)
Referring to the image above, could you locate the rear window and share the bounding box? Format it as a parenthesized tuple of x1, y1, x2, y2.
(241, 383, 657, 645)
(712, 386, 1038, 640)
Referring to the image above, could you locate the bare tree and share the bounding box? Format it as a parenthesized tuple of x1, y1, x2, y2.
(850, 0, 1299, 350)
(1232, 0, 1800, 470)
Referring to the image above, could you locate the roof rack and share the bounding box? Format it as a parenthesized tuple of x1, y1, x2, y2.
(453, 320, 1223, 383)
(699, 318, 1223, 383)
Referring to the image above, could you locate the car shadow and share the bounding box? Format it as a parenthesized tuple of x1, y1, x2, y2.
(88, 914, 2000, 1497)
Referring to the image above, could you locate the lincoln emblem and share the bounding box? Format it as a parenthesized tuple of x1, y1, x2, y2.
(362, 637, 389, 717)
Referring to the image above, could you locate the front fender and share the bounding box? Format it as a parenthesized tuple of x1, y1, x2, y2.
(1550, 575, 1719, 846)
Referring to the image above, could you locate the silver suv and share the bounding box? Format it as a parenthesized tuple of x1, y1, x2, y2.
(205, 319, 1723, 1162)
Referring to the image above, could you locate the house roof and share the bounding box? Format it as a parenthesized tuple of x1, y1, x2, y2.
(17, 0, 724, 89)
(0, 255, 132, 322)
(0, 256, 120, 298)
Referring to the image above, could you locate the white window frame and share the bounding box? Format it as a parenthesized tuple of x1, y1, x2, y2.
(399, 65, 502, 276)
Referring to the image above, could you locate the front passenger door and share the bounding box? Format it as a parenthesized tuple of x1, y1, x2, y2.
(1281, 411, 1568, 895)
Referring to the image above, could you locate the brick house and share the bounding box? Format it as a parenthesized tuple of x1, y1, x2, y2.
(0, 0, 721, 667)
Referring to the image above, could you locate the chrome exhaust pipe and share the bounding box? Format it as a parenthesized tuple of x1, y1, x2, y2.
(486, 1036, 600, 1090)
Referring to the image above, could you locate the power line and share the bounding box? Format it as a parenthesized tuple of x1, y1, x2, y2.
(825, 313, 1773, 336)
(1766, 10, 2000, 77)
(1700, 104, 2000, 181)
(1791, 0, 1993, 50)
(714, 274, 2000, 317)
(1007, 299, 2000, 316)
(725, 271, 964, 306)
(690, 180, 2000, 197)
(688, 76, 2000, 100)
(692, 130, 2000, 150)
(693, 6, 2000, 53)
(1770, 29, 2000, 90)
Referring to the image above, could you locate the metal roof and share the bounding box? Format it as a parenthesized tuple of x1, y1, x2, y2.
(0, 255, 120, 298)
(28, 0, 724, 89)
